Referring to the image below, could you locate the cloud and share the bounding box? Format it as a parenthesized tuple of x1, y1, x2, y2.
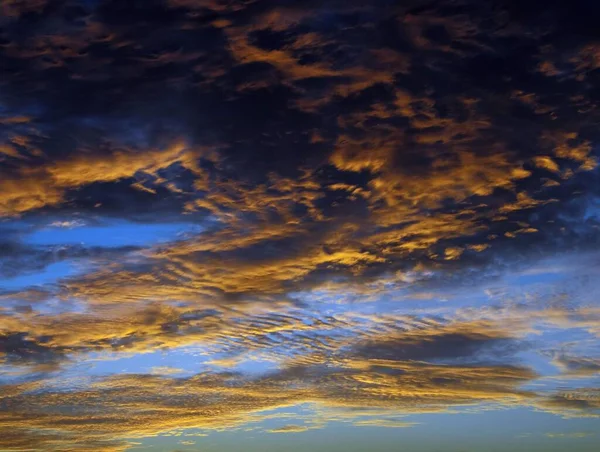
(545, 432, 595, 439)
(267, 425, 313, 433)
(552, 355, 600, 377)
(535, 388, 600, 418)
(0, 300, 598, 449)
(1, 0, 599, 314)
(150, 366, 187, 376)
(349, 325, 517, 364)
(1, 1, 600, 449)
(0, 332, 67, 370)
(0, 357, 536, 450)
(352, 420, 418, 428)
(0, 142, 205, 216)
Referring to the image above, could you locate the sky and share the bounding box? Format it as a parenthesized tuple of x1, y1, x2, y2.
(0, 0, 600, 451)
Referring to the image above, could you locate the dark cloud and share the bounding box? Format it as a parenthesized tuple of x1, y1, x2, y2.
(351, 331, 519, 364)
(1, 0, 598, 244)
(1, 0, 599, 351)
(0, 332, 66, 368)
(1, 1, 600, 449)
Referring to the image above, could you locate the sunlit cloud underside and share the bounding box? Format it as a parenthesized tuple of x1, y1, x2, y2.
(1, 1, 600, 451)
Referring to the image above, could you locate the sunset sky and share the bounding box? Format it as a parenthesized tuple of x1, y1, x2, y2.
(1, 1, 599, 451)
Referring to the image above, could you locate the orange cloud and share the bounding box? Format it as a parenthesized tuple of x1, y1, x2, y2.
(0, 142, 206, 216)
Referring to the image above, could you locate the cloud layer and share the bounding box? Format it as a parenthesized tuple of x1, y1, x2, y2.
(1, 0, 600, 450)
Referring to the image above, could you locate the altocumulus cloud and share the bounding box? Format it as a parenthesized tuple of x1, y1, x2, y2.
(1, 0, 600, 450)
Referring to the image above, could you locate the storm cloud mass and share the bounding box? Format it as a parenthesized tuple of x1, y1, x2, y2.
(1, 1, 600, 451)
